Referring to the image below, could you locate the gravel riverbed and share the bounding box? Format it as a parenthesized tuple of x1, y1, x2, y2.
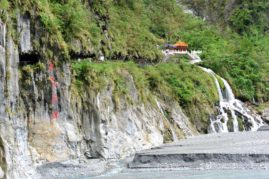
(38, 131, 269, 178)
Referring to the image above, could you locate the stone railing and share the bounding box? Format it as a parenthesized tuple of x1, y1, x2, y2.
(162, 50, 202, 64)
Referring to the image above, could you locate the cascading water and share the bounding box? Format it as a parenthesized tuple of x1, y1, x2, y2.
(201, 67, 264, 133)
(163, 50, 264, 133)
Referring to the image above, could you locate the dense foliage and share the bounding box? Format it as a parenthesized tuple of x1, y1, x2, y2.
(181, 0, 269, 35)
(1, 0, 268, 103)
(180, 0, 269, 102)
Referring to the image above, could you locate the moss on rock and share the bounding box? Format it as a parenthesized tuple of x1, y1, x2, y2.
(72, 61, 219, 133)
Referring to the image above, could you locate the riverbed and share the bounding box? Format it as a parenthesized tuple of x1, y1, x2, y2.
(92, 131, 269, 179)
(90, 168, 269, 179)
(40, 131, 269, 179)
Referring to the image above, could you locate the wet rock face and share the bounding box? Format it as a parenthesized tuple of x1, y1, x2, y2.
(18, 13, 32, 53)
(0, 16, 38, 179)
(7, 56, 197, 178)
(0, 20, 6, 115)
(0, 20, 5, 47)
(0, 137, 6, 179)
(72, 72, 197, 159)
(0, 19, 8, 177)
(23, 63, 197, 169)
(0, 64, 197, 179)
(262, 109, 269, 123)
(7, 36, 20, 111)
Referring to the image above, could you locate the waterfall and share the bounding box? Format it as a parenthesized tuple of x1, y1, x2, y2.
(201, 67, 264, 133)
(163, 49, 264, 133)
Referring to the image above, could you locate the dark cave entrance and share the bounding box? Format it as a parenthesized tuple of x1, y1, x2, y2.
(19, 52, 40, 65)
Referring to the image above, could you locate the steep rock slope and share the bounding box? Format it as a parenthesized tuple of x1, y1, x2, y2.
(1, 0, 267, 178)
(0, 14, 205, 178)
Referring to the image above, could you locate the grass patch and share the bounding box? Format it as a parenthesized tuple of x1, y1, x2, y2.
(72, 60, 219, 132)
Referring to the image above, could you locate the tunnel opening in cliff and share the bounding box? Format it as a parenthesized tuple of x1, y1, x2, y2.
(70, 51, 96, 60)
(19, 52, 40, 65)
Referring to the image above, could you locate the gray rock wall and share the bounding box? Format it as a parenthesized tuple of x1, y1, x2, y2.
(0, 14, 198, 179)
(18, 13, 32, 54)
(0, 22, 37, 178)
(0, 20, 6, 116)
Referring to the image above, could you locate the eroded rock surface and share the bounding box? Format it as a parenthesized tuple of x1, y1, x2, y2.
(0, 15, 198, 179)
(18, 13, 32, 53)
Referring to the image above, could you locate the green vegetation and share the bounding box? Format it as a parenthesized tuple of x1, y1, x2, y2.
(181, 0, 269, 35)
(177, 16, 269, 102)
(72, 61, 218, 106)
(4, 0, 174, 60)
(2, 0, 269, 132)
(3, 0, 268, 104)
(4, 0, 101, 58)
(180, 0, 269, 102)
(69, 0, 269, 131)
(72, 60, 218, 132)
(0, 0, 9, 21)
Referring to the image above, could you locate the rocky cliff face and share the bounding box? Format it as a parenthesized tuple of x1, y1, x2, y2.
(180, 0, 238, 24)
(0, 15, 198, 178)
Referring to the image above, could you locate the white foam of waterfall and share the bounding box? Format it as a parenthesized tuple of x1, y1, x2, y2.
(203, 68, 229, 132)
(162, 48, 264, 133)
(221, 78, 238, 132)
(155, 99, 178, 142)
(201, 67, 263, 133)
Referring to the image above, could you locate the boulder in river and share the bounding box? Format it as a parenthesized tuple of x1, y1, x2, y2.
(262, 109, 269, 123)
